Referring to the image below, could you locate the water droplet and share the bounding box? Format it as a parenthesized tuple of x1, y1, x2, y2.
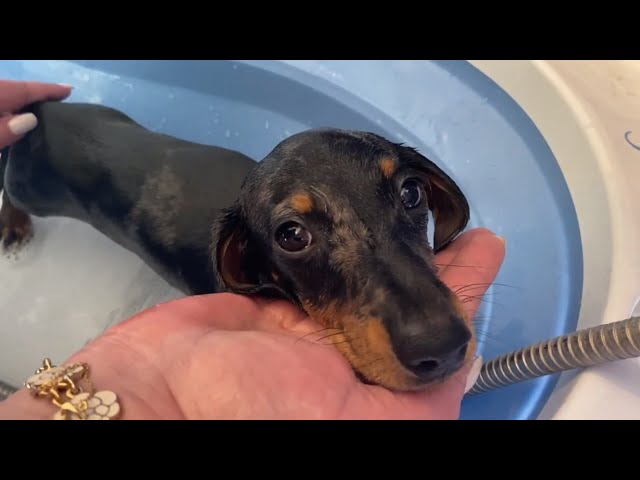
(213, 118, 220, 124)
(265, 121, 270, 130)
(234, 131, 239, 137)
(73, 72, 90, 83)
(86, 94, 102, 103)
(225, 130, 231, 138)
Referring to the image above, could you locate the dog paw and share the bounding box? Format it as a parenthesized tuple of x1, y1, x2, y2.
(0, 210, 33, 253)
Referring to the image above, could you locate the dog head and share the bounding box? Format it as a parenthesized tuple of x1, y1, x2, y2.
(211, 128, 472, 391)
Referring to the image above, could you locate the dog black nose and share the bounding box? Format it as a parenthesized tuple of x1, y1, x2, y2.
(391, 315, 471, 381)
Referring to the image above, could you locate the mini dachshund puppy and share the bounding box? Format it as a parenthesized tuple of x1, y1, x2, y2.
(1, 101, 472, 391)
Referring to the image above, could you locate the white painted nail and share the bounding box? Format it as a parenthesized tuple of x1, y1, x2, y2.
(464, 356, 483, 394)
(8, 113, 38, 136)
(57, 83, 74, 89)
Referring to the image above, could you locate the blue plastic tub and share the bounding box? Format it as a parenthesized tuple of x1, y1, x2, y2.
(0, 60, 583, 419)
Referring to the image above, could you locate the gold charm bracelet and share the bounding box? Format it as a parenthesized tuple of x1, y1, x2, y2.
(24, 358, 121, 420)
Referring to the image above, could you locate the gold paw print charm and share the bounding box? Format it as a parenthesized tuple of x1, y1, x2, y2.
(53, 391, 121, 420)
(24, 358, 122, 421)
(25, 363, 85, 392)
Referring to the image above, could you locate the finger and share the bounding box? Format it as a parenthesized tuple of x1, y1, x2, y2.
(437, 230, 506, 320)
(109, 292, 313, 341)
(0, 113, 38, 150)
(0, 80, 72, 113)
(464, 356, 483, 393)
(165, 294, 319, 336)
(112, 293, 264, 332)
(434, 227, 497, 276)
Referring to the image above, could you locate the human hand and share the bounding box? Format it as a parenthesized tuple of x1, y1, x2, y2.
(0, 80, 72, 150)
(0, 228, 505, 420)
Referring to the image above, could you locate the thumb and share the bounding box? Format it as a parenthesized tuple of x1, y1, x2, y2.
(464, 355, 483, 395)
(427, 353, 483, 401)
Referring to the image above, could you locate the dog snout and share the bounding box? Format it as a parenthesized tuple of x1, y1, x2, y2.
(390, 313, 471, 381)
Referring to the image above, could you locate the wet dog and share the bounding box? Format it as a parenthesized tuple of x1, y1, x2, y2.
(1, 101, 472, 391)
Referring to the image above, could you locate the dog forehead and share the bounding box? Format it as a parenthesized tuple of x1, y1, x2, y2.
(243, 129, 410, 225)
(251, 167, 386, 209)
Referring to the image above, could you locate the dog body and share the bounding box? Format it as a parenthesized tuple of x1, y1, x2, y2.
(1, 102, 257, 295)
(1, 100, 474, 391)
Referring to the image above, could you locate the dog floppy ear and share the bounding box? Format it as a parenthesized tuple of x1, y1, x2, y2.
(210, 201, 300, 304)
(401, 146, 470, 252)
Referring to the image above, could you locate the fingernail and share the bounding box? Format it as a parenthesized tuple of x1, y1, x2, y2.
(8, 113, 38, 136)
(58, 83, 74, 89)
(495, 235, 506, 247)
(464, 356, 483, 394)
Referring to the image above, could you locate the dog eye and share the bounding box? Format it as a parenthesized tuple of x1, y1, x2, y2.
(400, 180, 423, 209)
(275, 222, 312, 252)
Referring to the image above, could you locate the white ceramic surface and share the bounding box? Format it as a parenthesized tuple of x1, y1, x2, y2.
(470, 60, 640, 419)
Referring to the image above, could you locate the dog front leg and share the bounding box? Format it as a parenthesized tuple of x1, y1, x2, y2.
(0, 189, 33, 251)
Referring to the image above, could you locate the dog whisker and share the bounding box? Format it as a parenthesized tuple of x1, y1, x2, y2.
(460, 291, 500, 297)
(295, 327, 344, 345)
(458, 292, 495, 300)
(459, 295, 502, 307)
(314, 331, 347, 344)
(318, 339, 350, 347)
(455, 284, 497, 295)
(473, 330, 510, 348)
(434, 263, 499, 269)
(460, 296, 487, 302)
(451, 282, 518, 294)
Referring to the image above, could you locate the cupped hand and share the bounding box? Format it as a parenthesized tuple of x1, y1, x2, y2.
(1, 228, 505, 420)
(0, 80, 72, 150)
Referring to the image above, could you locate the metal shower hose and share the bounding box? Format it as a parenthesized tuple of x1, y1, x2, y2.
(1, 316, 639, 403)
(466, 315, 640, 396)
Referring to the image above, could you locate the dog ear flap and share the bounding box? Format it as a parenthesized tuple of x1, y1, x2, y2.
(210, 201, 300, 304)
(401, 147, 470, 252)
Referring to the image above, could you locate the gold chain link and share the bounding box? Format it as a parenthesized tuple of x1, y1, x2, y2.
(24, 358, 121, 420)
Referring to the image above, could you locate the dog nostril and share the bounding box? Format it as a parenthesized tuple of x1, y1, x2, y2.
(405, 343, 469, 379)
(409, 359, 440, 376)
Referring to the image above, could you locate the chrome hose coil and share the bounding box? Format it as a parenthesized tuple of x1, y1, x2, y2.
(467, 316, 640, 396)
